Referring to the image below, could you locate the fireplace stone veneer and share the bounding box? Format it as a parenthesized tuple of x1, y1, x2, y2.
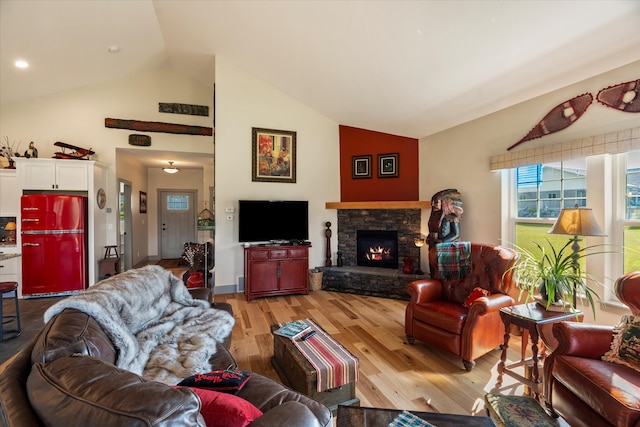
(322, 208, 426, 300)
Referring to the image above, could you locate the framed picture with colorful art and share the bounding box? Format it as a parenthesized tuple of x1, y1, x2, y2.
(352, 155, 372, 179)
(377, 153, 399, 178)
(252, 127, 296, 183)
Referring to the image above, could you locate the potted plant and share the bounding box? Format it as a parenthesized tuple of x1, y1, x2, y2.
(508, 238, 605, 317)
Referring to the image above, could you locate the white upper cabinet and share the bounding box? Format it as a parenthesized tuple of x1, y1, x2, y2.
(0, 169, 18, 216)
(16, 158, 89, 191)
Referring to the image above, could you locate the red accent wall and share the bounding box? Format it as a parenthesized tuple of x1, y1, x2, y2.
(339, 125, 419, 202)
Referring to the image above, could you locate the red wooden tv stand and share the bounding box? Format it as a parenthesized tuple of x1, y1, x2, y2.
(244, 244, 311, 301)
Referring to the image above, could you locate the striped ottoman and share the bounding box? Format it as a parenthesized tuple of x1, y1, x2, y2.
(271, 319, 360, 415)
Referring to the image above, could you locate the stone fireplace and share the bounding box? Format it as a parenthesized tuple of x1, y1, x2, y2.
(322, 208, 427, 300)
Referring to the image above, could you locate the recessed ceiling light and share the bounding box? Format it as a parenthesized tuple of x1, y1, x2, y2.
(15, 60, 29, 69)
(108, 45, 120, 53)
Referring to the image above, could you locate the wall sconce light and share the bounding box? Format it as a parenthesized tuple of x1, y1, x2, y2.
(163, 161, 179, 174)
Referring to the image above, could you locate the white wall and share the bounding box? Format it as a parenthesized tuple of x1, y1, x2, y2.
(420, 60, 640, 324)
(214, 57, 340, 288)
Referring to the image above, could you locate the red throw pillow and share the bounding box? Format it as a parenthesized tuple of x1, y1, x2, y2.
(181, 387, 263, 427)
(464, 287, 490, 307)
(177, 369, 251, 393)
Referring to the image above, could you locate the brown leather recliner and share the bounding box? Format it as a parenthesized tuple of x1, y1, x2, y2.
(543, 271, 640, 427)
(405, 243, 519, 371)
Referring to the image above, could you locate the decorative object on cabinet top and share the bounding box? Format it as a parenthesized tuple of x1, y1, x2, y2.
(53, 141, 95, 160)
(1, 136, 21, 169)
(23, 141, 38, 158)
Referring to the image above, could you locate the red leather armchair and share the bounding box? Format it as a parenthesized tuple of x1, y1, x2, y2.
(543, 271, 640, 427)
(405, 243, 519, 371)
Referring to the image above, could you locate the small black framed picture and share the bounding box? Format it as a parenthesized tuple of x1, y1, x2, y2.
(352, 155, 372, 179)
(377, 153, 399, 178)
(139, 191, 147, 214)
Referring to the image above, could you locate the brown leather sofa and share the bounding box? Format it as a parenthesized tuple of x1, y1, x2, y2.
(405, 243, 519, 371)
(543, 271, 640, 427)
(0, 287, 331, 427)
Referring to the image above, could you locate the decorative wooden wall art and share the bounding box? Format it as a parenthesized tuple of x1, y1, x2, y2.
(508, 93, 593, 151)
(596, 80, 640, 113)
(105, 118, 213, 136)
(128, 134, 151, 146)
(159, 103, 209, 116)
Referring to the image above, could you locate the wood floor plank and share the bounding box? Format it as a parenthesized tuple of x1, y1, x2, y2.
(216, 290, 530, 417)
(2, 289, 537, 420)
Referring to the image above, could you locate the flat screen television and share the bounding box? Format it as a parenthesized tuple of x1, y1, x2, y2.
(238, 200, 309, 243)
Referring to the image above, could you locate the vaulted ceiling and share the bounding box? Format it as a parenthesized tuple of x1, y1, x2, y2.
(2, 1, 639, 140)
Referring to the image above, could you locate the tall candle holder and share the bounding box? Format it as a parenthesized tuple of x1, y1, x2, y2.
(414, 237, 426, 275)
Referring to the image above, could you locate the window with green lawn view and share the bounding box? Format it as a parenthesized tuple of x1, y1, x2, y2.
(624, 150, 640, 273)
(513, 152, 640, 290)
(515, 159, 587, 257)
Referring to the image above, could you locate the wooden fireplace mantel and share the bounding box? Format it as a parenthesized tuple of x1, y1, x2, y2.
(325, 201, 431, 209)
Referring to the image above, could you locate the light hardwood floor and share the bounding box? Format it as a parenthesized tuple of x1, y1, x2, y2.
(2, 288, 538, 419)
(216, 290, 531, 417)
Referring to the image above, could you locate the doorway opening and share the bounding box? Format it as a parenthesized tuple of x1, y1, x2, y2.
(118, 180, 133, 272)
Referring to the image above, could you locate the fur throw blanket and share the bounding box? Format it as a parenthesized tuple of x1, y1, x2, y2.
(44, 265, 235, 385)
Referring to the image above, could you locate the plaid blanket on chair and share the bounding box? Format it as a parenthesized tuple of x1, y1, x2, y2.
(436, 241, 472, 279)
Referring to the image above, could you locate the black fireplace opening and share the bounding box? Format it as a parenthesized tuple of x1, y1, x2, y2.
(356, 230, 398, 269)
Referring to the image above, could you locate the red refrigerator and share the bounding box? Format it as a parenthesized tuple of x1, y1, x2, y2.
(21, 194, 87, 296)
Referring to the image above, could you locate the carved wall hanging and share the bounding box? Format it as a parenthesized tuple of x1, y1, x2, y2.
(596, 79, 640, 113)
(128, 134, 151, 146)
(509, 78, 640, 151)
(508, 93, 593, 151)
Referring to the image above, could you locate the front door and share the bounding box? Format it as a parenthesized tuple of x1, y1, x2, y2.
(159, 190, 196, 259)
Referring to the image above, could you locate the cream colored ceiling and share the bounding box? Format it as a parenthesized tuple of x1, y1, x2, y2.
(2, 0, 639, 143)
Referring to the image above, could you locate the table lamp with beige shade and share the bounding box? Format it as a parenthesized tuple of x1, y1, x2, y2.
(3, 221, 16, 244)
(548, 205, 606, 308)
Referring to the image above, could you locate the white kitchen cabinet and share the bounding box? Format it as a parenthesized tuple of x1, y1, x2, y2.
(16, 158, 89, 191)
(0, 169, 18, 215)
(0, 256, 19, 285)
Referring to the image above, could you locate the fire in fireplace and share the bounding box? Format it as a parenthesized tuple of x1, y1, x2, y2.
(356, 230, 398, 269)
